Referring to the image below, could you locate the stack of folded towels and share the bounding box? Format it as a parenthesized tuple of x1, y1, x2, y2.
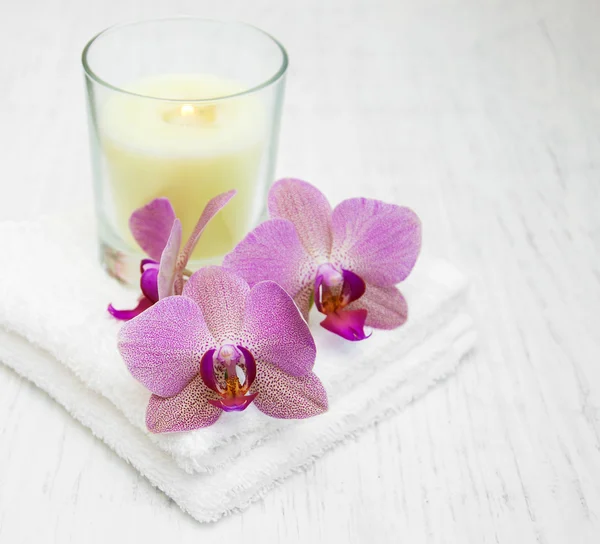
(0, 216, 475, 522)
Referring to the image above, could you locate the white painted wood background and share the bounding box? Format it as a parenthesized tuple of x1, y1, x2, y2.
(1, 0, 599, 542)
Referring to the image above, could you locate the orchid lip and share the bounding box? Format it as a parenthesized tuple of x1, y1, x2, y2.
(340, 269, 366, 306)
(107, 296, 154, 321)
(199, 344, 258, 412)
(209, 392, 258, 412)
(140, 264, 160, 303)
(140, 258, 159, 273)
(320, 308, 371, 341)
(236, 346, 257, 388)
(107, 258, 160, 321)
(314, 264, 366, 316)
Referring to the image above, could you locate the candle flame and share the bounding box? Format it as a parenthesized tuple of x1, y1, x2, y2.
(164, 103, 217, 125)
(180, 104, 196, 116)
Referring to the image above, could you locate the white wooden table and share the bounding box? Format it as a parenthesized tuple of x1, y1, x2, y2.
(1, 0, 599, 541)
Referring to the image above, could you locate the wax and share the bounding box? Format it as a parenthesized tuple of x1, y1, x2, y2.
(100, 74, 265, 261)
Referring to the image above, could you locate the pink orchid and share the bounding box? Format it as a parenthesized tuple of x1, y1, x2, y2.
(224, 179, 421, 341)
(118, 266, 328, 432)
(108, 191, 235, 320)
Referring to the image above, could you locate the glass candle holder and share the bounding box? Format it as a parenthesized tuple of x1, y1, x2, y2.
(82, 18, 287, 284)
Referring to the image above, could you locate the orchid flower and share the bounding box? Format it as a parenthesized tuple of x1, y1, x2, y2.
(224, 179, 421, 341)
(108, 191, 235, 320)
(118, 266, 328, 432)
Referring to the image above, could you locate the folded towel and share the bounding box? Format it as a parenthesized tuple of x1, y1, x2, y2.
(0, 217, 476, 521)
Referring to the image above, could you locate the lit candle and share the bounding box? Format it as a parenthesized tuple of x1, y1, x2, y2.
(100, 74, 265, 262)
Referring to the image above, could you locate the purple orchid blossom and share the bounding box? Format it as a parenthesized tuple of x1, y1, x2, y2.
(118, 266, 328, 432)
(108, 191, 235, 320)
(224, 179, 421, 341)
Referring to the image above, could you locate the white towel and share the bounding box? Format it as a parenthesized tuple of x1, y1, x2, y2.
(0, 217, 476, 521)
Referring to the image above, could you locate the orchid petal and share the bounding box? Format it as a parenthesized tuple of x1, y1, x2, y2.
(251, 363, 328, 419)
(243, 281, 316, 377)
(118, 296, 215, 398)
(174, 190, 236, 289)
(146, 376, 221, 433)
(223, 219, 317, 320)
(157, 219, 182, 299)
(140, 265, 159, 303)
(320, 309, 370, 341)
(107, 296, 153, 321)
(129, 198, 176, 261)
(268, 178, 332, 261)
(182, 266, 249, 344)
(331, 198, 421, 286)
(348, 284, 408, 329)
(294, 284, 316, 323)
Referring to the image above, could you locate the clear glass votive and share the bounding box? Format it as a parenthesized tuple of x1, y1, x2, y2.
(82, 18, 288, 284)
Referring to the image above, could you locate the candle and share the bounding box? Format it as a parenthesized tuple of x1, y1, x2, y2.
(100, 74, 265, 262)
(83, 18, 288, 284)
